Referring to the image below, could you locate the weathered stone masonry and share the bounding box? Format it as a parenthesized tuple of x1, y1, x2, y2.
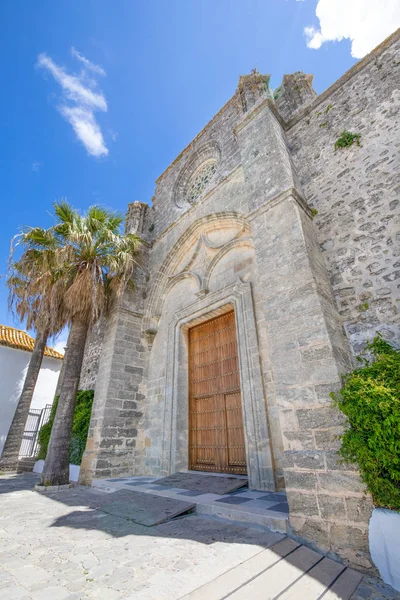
(80, 30, 400, 571)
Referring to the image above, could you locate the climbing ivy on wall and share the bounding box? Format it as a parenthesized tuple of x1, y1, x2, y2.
(38, 390, 94, 465)
(332, 336, 400, 511)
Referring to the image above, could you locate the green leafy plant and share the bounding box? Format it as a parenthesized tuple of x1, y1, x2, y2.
(325, 103, 333, 114)
(311, 208, 318, 219)
(273, 86, 283, 100)
(319, 121, 328, 128)
(332, 336, 400, 510)
(38, 390, 94, 465)
(37, 400, 58, 461)
(359, 302, 369, 312)
(334, 130, 361, 150)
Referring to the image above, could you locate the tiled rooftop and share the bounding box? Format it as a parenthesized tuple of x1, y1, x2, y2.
(0, 324, 64, 360)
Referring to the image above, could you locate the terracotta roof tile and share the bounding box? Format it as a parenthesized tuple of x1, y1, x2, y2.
(0, 325, 64, 360)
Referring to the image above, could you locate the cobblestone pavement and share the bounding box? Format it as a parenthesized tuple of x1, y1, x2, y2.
(0, 473, 399, 600)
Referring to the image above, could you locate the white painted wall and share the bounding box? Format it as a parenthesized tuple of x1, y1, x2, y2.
(0, 346, 62, 455)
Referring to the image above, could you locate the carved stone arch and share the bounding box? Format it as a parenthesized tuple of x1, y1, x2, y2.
(203, 238, 255, 292)
(143, 212, 251, 334)
(164, 271, 202, 300)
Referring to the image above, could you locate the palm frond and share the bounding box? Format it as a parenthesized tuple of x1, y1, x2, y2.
(8, 202, 142, 333)
(54, 200, 76, 226)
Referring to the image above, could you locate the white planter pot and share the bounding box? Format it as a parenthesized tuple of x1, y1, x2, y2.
(33, 459, 45, 474)
(33, 460, 80, 483)
(369, 508, 400, 592)
(69, 464, 80, 482)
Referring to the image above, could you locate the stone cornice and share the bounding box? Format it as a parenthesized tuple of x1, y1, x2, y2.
(247, 187, 312, 221)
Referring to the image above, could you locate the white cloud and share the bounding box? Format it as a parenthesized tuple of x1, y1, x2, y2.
(37, 50, 109, 157)
(32, 161, 43, 172)
(61, 106, 108, 157)
(52, 339, 68, 355)
(71, 47, 106, 77)
(37, 53, 107, 110)
(304, 0, 400, 58)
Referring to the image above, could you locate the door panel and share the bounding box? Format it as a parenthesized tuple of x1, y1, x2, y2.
(225, 392, 247, 471)
(190, 395, 217, 469)
(189, 311, 247, 474)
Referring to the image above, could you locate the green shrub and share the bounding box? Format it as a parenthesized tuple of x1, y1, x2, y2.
(37, 390, 94, 465)
(334, 130, 361, 150)
(37, 399, 58, 461)
(332, 336, 400, 510)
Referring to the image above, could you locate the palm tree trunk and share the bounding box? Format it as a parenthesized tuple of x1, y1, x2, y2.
(0, 327, 50, 470)
(54, 341, 68, 397)
(41, 317, 88, 486)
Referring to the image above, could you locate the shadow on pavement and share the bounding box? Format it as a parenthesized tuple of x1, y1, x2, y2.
(1, 472, 398, 600)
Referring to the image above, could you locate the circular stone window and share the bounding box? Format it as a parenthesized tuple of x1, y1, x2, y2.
(173, 142, 221, 209)
(186, 159, 217, 204)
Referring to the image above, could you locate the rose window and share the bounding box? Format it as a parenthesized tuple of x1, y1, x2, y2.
(186, 160, 217, 204)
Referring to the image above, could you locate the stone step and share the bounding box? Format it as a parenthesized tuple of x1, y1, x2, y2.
(92, 476, 289, 533)
(16, 457, 37, 473)
(194, 499, 287, 533)
(180, 537, 363, 600)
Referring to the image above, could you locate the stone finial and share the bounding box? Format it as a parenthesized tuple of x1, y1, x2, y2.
(238, 69, 271, 113)
(275, 72, 316, 121)
(125, 201, 149, 236)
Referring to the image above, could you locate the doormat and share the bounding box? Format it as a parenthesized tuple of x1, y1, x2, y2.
(92, 489, 195, 526)
(155, 472, 248, 495)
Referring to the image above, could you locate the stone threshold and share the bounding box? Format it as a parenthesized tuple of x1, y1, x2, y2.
(185, 470, 248, 479)
(92, 476, 289, 533)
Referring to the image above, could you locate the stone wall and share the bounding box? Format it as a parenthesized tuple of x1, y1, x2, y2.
(79, 227, 150, 482)
(286, 31, 400, 354)
(79, 319, 105, 391)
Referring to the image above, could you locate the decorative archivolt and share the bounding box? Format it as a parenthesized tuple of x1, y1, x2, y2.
(143, 213, 253, 335)
(202, 237, 254, 292)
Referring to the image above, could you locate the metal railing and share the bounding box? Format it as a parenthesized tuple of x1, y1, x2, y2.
(19, 404, 52, 458)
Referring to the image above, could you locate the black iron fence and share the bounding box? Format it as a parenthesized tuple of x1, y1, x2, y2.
(19, 404, 52, 458)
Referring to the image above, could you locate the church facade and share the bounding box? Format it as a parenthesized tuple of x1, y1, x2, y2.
(79, 30, 400, 570)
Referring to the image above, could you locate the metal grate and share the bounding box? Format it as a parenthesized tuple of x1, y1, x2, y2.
(19, 404, 52, 458)
(189, 311, 247, 475)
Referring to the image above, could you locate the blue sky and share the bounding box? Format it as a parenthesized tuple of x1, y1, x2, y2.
(0, 0, 397, 345)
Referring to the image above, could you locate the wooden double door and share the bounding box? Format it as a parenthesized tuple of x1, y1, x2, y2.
(188, 311, 247, 475)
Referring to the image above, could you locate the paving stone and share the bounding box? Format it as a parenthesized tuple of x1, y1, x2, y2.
(259, 493, 288, 503)
(0, 473, 398, 600)
(30, 586, 71, 600)
(267, 502, 289, 514)
(214, 496, 251, 505)
(10, 565, 52, 589)
(155, 473, 248, 495)
(3, 586, 31, 600)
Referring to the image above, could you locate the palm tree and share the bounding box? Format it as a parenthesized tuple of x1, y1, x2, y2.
(0, 232, 65, 470)
(40, 202, 140, 486)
